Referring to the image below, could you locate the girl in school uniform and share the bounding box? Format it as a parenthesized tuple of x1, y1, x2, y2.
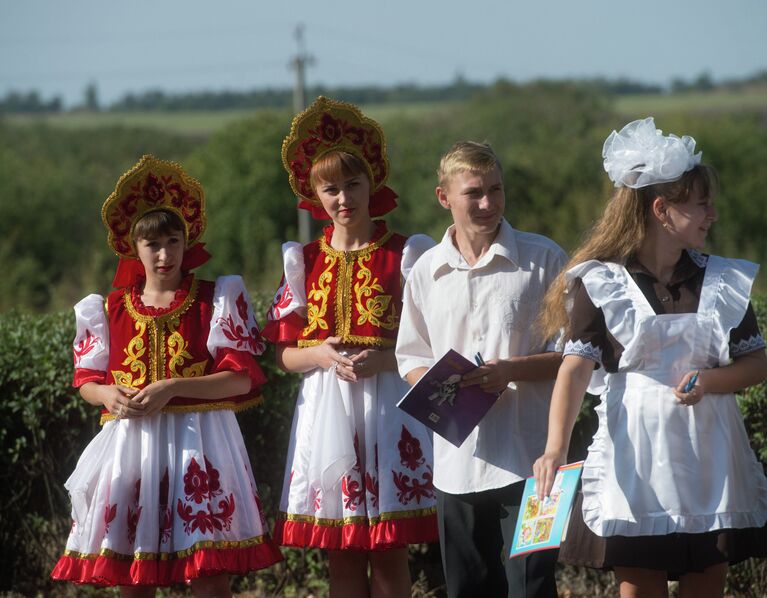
(534, 118, 767, 597)
(51, 155, 282, 596)
(263, 97, 438, 598)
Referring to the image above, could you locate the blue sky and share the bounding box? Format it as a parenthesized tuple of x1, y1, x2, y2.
(2, 0, 766, 107)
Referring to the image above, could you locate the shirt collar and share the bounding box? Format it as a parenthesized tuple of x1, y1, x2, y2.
(626, 249, 702, 285)
(430, 218, 519, 279)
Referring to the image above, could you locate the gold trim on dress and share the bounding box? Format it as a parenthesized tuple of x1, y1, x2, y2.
(62, 534, 270, 562)
(278, 506, 437, 527)
(121, 278, 199, 384)
(303, 253, 335, 337)
(297, 336, 395, 349)
(308, 231, 394, 344)
(354, 253, 398, 330)
(99, 394, 263, 425)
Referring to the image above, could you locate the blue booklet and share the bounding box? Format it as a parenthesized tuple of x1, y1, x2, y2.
(509, 461, 584, 558)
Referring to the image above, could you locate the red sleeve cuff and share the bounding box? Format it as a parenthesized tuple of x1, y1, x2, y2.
(73, 368, 107, 388)
(261, 311, 305, 344)
(214, 348, 267, 389)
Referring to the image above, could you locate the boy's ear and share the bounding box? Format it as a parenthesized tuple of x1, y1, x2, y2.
(435, 186, 451, 210)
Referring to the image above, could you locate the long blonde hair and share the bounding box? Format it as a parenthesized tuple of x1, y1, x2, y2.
(537, 164, 717, 340)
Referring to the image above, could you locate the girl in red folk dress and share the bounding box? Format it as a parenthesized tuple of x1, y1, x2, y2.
(51, 156, 282, 596)
(263, 97, 438, 597)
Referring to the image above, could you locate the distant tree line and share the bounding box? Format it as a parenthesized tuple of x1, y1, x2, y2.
(2, 70, 766, 114)
(0, 90, 62, 113)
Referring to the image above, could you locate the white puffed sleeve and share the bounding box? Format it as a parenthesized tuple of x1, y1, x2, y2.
(207, 275, 265, 358)
(72, 294, 109, 386)
(262, 242, 308, 343)
(400, 234, 436, 281)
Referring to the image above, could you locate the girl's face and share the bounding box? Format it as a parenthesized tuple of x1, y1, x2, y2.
(664, 180, 718, 250)
(314, 173, 371, 228)
(135, 230, 185, 282)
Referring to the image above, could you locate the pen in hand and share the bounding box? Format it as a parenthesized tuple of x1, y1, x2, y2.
(683, 371, 699, 393)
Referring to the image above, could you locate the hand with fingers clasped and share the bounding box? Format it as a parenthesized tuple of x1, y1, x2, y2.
(132, 379, 177, 417)
(311, 336, 355, 373)
(460, 359, 514, 394)
(335, 348, 391, 382)
(101, 384, 144, 420)
(673, 369, 706, 406)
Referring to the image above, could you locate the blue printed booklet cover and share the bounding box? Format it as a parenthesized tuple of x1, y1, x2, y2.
(509, 461, 584, 558)
(396, 349, 500, 448)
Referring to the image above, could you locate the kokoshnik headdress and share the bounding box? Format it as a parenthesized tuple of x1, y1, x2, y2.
(602, 117, 702, 189)
(102, 155, 210, 287)
(281, 96, 397, 219)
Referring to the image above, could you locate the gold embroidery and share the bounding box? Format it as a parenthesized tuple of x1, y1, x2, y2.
(100, 394, 263, 425)
(62, 534, 270, 562)
(297, 336, 395, 348)
(354, 253, 398, 330)
(316, 230, 394, 342)
(111, 320, 147, 389)
(122, 279, 199, 383)
(278, 506, 436, 527)
(167, 320, 208, 378)
(303, 253, 335, 337)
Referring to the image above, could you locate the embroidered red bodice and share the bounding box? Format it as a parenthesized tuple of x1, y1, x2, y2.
(98, 276, 261, 420)
(297, 221, 406, 348)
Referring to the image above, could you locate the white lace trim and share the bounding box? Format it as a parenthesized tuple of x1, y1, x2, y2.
(564, 339, 603, 364)
(730, 334, 766, 356)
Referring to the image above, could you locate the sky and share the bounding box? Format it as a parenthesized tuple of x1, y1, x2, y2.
(1, 0, 766, 108)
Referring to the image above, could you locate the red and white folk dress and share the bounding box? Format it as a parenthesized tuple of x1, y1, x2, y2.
(264, 221, 438, 550)
(51, 275, 282, 587)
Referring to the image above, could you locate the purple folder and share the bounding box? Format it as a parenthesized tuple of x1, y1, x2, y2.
(397, 349, 500, 447)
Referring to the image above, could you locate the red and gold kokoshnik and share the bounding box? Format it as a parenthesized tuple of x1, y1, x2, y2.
(102, 155, 207, 258)
(282, 96, 392, 215)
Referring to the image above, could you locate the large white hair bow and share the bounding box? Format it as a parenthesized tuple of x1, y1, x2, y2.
(602, 117, 702, 189)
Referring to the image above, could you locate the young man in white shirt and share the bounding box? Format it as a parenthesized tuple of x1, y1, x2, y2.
(396, 141, 567, 597)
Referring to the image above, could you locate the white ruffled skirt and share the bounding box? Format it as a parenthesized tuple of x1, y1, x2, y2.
(51, 411, 282, 586)
(275, 368, 438, 550)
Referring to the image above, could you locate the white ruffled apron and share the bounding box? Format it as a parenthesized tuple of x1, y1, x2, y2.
(571, 255, 767, 537)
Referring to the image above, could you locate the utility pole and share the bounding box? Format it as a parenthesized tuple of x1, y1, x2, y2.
(290, 24, 315, 243)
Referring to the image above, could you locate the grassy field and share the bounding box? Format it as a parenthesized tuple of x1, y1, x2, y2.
(3, 86, 765, 137)
(2, 100, 453, 137)
(615, 85, 767, 117)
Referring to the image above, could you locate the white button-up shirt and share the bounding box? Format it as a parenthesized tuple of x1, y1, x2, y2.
(396, 219, 567, 494)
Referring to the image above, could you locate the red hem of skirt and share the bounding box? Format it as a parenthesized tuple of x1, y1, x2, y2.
(274, 514, 439, 550)
(50, 542, 283, 586)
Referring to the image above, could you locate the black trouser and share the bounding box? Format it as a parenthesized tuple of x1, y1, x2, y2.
(436, 481, 559, 598)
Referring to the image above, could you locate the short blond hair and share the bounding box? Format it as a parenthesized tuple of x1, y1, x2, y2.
(437, 140, 502, 188)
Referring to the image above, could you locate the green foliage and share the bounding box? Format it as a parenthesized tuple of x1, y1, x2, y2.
(739, 296, 767, 462)
(0, 121, 202, 312)
(0, 310, 96, 593)
(185, 111, 297, 293)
